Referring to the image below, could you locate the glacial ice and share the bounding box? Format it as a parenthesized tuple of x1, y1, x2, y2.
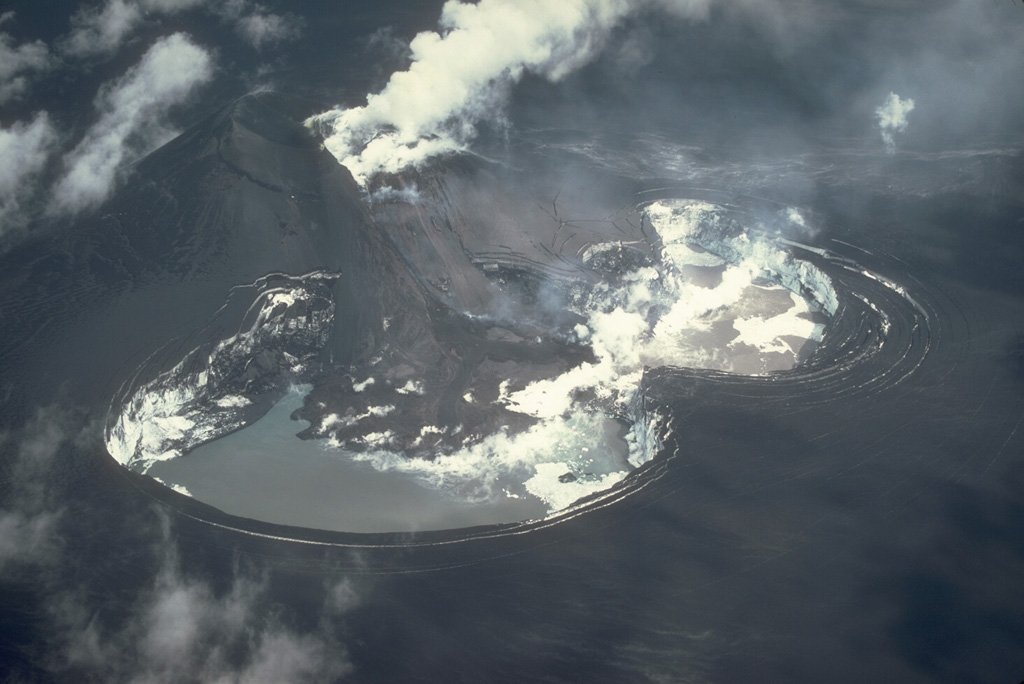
(108, 199, 837, 521)
(324, 199, 836, 516)
(106, 273, 336, 472)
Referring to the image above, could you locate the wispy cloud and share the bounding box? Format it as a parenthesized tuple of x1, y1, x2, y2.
(52, 32, 213, 214)
(62, 0, 300, 59)
(0, 509, 61, 572)
(222, 0, 303, 50)
(0, 405, 78, 573)
(0, 13, 55, 103)
(61, 0, 146, 59)
(0, 113, 57, 231)
(142, 0, 206, 11)
(236, 12, 301, 49)
(876, 91, 915, 153)
(48, 512, 357, 683)
(1, 402, 358, 683)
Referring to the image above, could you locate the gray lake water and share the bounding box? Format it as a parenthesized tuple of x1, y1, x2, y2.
(147, 387, 549, 533)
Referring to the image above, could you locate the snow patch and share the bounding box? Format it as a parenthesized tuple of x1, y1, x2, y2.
(395, 380, 425, 395)
(352, 377, 375, 392)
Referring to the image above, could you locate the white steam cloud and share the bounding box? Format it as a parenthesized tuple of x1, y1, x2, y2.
(53, 32, 213, 214)
(308, 0, 712, 186)
(876, 91, 915, 154)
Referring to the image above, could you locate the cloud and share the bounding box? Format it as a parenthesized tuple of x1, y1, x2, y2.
(62, 0, 145, 59)
(216, 1, 304, 50)
(0, 405, 84, 572)
(52, 32, 213, 214)
(142, 0, 206, 11)
(0, 402, 358, 683)
(0, 113, 57, 230)
(366, 25, 413, 64)
(0, 17, 54, 103)
(60, 0, 209, 59)
(231, 6, 303, 50)
(876, 91, 915, 153)
(50, 518, 355, 684)
(63, 0, 302, 59)
(862, 2, 1024, 149)
(326, 577, 362, 614)
(0, 509, 62, 572)
(307, 0, 712, 186)
(367, 184, 422, 205)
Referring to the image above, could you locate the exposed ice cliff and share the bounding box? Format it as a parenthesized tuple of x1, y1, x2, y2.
(644, 200, 838, 317)
(107, 273, 336, 471)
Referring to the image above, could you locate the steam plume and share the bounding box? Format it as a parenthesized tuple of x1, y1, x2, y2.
(876, 91, 915, 154)
(308, 0, 711, 186)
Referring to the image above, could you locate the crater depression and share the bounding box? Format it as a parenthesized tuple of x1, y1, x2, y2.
(100, 93, 919, 534)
